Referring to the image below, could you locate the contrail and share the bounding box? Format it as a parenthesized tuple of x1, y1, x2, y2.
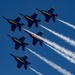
(40, 24, 75, 47)
(23, 28, 75, 60)
(29, 67, 43, 75)
(57, 19, 75, 29)
(45, 43, 75, 64)
(27, 48, 73, 75)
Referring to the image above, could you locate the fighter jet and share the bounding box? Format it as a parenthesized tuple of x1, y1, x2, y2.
(19, 13, 41, 28)
(24, 30, 43, 46)
(7, 34, 29, 51)
(36, 7, 58, 23)
(10, 53, 31, 69)
(2, 16, 24, 31)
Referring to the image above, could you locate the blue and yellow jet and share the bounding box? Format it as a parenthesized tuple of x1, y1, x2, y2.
(24, 30, 43, 46)
(7, 34, 29, 51)
(2, 16, 24, 31)
(19, 13, 41, 28)
(10, 53, 31, 69)
(36, 7, 58, 23)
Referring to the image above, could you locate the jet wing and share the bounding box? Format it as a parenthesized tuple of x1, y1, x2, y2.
(21, 55, 28, 61)
(48, 7, 55, 14)
(11, 25, 16, 31)
(17, 61, 23, 69)
(19, 36, 26, 42)
(14, 43, 20, 50)
(45, 15, 51, 23)
(32, 38, 38, 46)
(14, 16, 21, 22)
(28, 21, 33, 28)
(31, 13, 37, 19)
(37, 31, 43, 36)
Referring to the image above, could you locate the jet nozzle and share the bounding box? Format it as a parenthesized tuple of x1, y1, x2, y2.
(19, 13, 25, 17)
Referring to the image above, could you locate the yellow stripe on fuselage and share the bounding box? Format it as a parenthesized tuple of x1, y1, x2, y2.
(43, 11, 51, 16)
(16, 57, 24, 63)
(9, 20, 17, 25)
(31, 34, 38, 39)
(14, 39, 21, 44)
(25, 16, 34, 22)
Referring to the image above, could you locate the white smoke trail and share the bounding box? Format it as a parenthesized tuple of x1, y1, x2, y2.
(45, 43, 75, 64)
(40, 24, 75, 46)
(27, 48, 73, 75)
(23, 28, 75, 60)
(29, 67, 43, 75)
(57, 19, 75, 29)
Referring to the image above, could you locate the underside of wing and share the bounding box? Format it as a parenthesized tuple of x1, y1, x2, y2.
(31, 13, 37, 19)
(11, 25, 16, 31)
(28, 21, 33, 28)
(45, 15, 51, 23)
(19, 36, 26, 42)
(14, 43, 20, 50)
(14, 16, 21, 23)
(48, 7, 55, 14)
(17, 61, 23, 69)
(21, 55, 28, 61)
(32, 38, 38, 46)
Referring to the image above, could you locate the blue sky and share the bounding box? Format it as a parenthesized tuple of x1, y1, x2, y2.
(0, 0, 75, 75)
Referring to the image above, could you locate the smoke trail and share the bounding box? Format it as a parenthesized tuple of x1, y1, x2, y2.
(57, 19, 75, 29)
(23, 28, 75, 60)
(27, 48, 73, 75)
(40, 24, 75, 46)
(45, 43, 75, 64)
(29, 67, 43, 75)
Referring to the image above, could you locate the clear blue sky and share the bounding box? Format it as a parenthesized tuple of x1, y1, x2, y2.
(0, 0, 75, 75)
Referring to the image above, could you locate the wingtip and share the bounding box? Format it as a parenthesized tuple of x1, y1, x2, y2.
(28, 26, 30, 28)
(45, 22, 48, 24)
(40, 31, 43, 33)
(23, 36, 26, 38)
(11, 30, 14, 32)
(14, 48, 17, 50)
(51, 7, 55, 9)
(32, 44, 35, 46)
(26, 54, 29, 57)
(35, 12, 38, 14)
(18, 16, 21, 18)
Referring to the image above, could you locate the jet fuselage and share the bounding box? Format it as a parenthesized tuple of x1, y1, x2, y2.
(24, 15, 35, 22)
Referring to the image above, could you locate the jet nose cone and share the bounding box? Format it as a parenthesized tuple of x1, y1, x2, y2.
(7, 34, 11, 37)
(10, 53, 14, 57)
(2, 16, 7, 20)
(19, 13, 25, 17)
